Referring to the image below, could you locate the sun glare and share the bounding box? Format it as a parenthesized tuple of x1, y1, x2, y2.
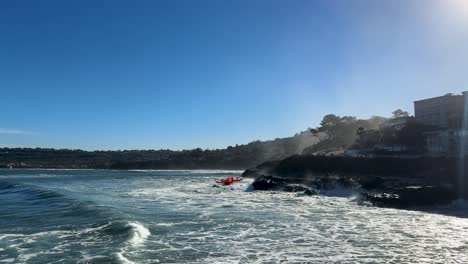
(447, 0, 468, 18)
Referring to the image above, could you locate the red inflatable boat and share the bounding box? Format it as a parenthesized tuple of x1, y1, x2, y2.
(216, 176, 242, 185)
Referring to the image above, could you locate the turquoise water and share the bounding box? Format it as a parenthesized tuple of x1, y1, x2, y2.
(1, 169, 468, 263)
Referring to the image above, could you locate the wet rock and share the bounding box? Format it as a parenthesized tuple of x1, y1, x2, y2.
(363, 185, 457, 208)
(252, 175, 317, 195)
(251, 175, 287, 190)
(282, 184, 309, 192)
(313, 177, 334, 189)
(309, 176, 360, 190)
(336, 177, 360, 188)
(303, 189, 318, 196)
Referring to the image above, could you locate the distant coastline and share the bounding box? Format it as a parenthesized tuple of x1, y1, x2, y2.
(0, 128, 321, 170)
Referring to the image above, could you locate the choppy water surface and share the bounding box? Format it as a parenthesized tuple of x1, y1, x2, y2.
(1, 169, 468, 263)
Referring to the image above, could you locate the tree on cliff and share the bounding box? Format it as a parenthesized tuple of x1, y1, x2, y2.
(392, 109, 410, 118)
(303, 114, 385, 154)
(318, 114, 342, 139)
(318, 115, 360, 141)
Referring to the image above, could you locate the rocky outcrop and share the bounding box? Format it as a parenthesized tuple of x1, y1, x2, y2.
(362, 185, 457, 208)
(246, 155, 466, 209)
(251, 175, 287, 190)
(252, 175, 317, 195)
(252, 174, 359, 192)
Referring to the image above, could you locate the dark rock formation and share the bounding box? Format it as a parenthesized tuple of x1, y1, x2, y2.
(251, 175, 287, 190)
(303, 189, 317, 196)
(358, 176, 385, 190)
(245, 155, 466, 209)
(251, 174, 360, 192)
(282, 184, 316, 194)
(362, 185, 457, 208)
(251, 175, 317, 195)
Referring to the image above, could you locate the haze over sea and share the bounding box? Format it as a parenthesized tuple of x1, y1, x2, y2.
(1, 169, 468, 264)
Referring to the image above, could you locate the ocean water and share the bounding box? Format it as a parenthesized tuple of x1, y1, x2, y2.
(1, 169, 468, 264)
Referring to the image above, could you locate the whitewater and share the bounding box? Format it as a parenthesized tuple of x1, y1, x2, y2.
(1, 169, 468, 263)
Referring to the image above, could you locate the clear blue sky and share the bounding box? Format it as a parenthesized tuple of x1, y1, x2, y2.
(1, 0, 468, 150)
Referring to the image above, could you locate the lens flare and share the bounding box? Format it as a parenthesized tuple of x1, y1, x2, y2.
(446, 0, 468, 19)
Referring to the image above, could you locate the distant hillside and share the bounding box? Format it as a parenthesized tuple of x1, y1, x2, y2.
(0, 129, 321, 170)
(0, 114, 391, 170)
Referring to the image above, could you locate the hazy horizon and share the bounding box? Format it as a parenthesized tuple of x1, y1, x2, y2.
(1, 0, 468, 150)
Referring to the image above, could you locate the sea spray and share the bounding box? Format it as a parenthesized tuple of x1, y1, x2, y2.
(114, 222, 152, 264)
(115, 252, 136, 264)
(128, 222, 151, 247)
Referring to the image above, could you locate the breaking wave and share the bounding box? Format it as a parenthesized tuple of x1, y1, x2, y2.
(0, 179, 153, 264)
(127, 222, 151, 247)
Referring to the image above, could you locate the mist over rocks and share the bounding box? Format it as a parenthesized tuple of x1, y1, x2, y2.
(239, 112, 466, 209)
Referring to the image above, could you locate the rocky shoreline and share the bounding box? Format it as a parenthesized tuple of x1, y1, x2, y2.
(243, 155, 467, 209)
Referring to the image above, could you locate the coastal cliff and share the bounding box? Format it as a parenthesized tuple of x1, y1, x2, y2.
(243, 155, 467, 208)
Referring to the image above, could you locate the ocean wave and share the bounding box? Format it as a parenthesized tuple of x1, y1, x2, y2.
(0, 181, 17, 190)
(115, 252, 136, 264)
(0, 221, 147, 264)
(127, 222, 151, 247)
(0, 180, 64, 199)
(112, 222, 152, 264)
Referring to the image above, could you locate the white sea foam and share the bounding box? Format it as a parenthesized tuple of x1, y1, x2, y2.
(0, 234, 25, 240)
(79, 222, 112, 234)
(115, 252, 136, 264)
(17, 253, 40, 262)
(128, 222, 151, 247)
(124, 174, 468, 263)
(114, 223, 151, 264)
(155, 223, 176, 227)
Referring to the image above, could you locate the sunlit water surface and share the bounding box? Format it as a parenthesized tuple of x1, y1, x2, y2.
(1, 169, 468, 263)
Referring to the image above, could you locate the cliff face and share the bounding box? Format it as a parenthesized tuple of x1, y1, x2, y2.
(243, 155, 468, 208)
